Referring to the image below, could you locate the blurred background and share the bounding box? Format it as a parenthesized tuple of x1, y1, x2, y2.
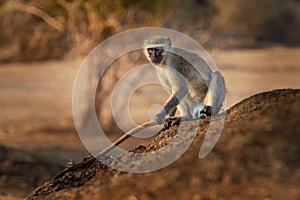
(0, 0, 299, 199)
(1, 0, 300, 62)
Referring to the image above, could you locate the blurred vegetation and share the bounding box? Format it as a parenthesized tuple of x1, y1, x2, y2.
(212, 0, 300, 46)
(0, 0, 299, 62)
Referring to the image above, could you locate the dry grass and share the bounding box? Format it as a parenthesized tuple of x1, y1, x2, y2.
(0, 0, 299, 62)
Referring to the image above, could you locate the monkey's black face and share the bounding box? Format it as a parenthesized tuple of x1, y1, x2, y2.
(147, 47, 165, 64)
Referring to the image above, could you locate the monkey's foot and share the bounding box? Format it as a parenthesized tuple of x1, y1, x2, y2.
(193, 105, 212, 119)
(200, 105, 212, 117)
(161, 117, 181, 131)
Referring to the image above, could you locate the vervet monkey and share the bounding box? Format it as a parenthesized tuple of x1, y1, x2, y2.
(144, 36, 225, 124)
(94, 36, 226, 158)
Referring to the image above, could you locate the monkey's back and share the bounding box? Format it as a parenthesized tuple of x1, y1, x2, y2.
(166, 48, 212, 103)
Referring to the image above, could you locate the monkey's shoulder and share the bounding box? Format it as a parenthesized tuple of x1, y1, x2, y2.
(171, 47, 204, 62)
(168, 47, 212, 81)
(168, 48, 209, 70)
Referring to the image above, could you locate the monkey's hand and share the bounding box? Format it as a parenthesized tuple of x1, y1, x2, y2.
(165, 116, 181, 126)
(155, 110, 167, 124)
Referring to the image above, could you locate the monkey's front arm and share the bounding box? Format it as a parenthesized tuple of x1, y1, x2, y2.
(155, 70, 189, 124)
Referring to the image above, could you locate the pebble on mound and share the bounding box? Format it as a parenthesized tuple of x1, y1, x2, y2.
(28, 89, 300, 200)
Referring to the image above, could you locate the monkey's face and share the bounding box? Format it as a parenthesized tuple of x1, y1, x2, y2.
(144, 37, 171, 65)
(146, 47, 166, 64)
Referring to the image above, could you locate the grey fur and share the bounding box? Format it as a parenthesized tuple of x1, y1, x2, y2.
(144, 36, 225, 123)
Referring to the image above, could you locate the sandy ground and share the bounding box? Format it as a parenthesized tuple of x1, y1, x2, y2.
(0, 47, 299, 199)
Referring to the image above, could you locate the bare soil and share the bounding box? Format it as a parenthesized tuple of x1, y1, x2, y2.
(27, 89, 300, 200)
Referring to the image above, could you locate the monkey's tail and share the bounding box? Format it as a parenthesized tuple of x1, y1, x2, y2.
(96, 120, 157, 159)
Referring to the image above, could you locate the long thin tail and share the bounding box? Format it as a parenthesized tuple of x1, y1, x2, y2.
(95, 120, 157, 159)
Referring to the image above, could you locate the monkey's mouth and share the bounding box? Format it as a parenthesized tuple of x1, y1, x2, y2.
(151, 56, 164, 64)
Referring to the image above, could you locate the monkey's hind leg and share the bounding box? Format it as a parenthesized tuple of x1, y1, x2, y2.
(162, 107, 178, 130)
(204, 71, 225, 115)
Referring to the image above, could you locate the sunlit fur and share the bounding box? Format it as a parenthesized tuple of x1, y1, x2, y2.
(144, 36, 225, 122)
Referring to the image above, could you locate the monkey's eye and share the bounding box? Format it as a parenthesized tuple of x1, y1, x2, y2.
(147, 48, 154, 55)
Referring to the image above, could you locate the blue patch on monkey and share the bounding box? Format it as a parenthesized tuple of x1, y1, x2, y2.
(192, 103, 205, 119)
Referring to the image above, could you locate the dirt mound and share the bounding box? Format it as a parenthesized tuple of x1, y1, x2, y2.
(27, 89, 300, 200)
